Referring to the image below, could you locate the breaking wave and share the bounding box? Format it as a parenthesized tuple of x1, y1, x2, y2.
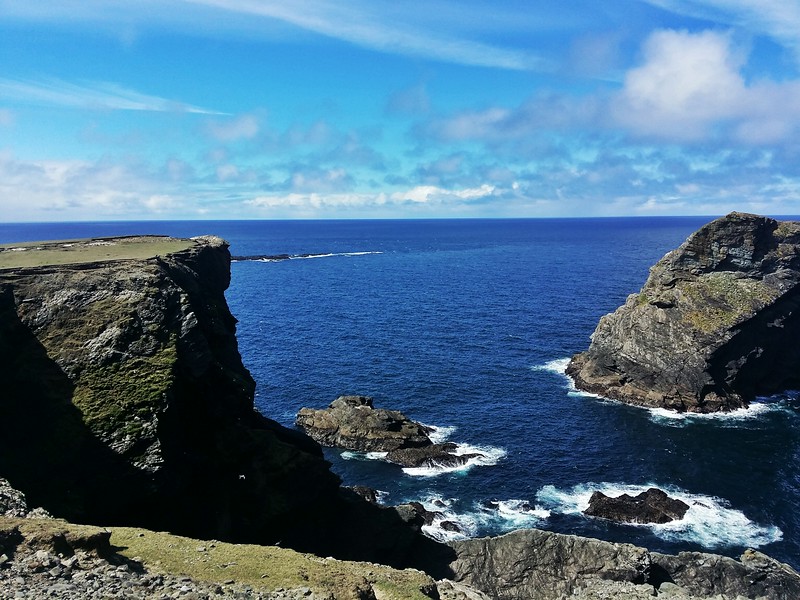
(233, 251, 382, 262)
(536, 482, 782, 549)
(339, 424, 506, 477)
(415, 493, 550, 543)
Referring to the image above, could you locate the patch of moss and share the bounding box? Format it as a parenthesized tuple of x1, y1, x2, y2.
(681, 273, 778, 334)
(110, 527, 435, 599)
(72, 342, 177, 435)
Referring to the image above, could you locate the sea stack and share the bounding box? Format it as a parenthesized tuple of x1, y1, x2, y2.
(567, 212, 800, 412)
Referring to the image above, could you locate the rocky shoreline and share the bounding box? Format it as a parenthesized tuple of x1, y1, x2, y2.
(568, 212, 800, 412)
(2, 230, 800, 599)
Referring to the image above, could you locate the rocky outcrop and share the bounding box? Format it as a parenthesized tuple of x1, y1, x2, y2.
(296, 396, 485, 469)
(568, 212, 800, 412)
(0, 236, 441, 568)
(445, 528, 800, 600)
(583, 488, 689, 524)
(296, 395, 432, 451)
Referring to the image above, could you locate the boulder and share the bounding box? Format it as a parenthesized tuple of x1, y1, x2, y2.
(568, 212, 800, 412)
(583, 488, 689, 524)
(296, 395, 433, 452)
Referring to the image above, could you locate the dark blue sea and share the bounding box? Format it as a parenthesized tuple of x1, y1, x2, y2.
(2, 218, 799, 569)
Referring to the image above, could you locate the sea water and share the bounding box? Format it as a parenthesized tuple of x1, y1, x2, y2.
(2, 218, 798, 569)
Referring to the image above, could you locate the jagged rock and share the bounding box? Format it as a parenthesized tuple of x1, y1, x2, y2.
(295, 395, 433, 452)
(0, 236, 441, 568)
(447, 528, 652, 600)
(386, 443, 483, 468)
(651, 548, 800, 600)
(583, 488, 690, 524)
(446, 527, 800, 600)
(568, 212, 800, 412)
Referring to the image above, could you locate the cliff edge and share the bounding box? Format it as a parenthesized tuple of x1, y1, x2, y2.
(0, 235, 438, 566)
(567, 212, 800, 412)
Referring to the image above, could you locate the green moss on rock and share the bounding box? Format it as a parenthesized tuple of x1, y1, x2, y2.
(73, 342, 177, 435)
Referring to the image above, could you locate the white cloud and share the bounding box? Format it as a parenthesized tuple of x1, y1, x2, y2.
(0, 78, 226, 114)
(644, 0, 800, 64)
(390, 184, 495, 204)
(613, 29, 800, 143)
(206, 114, 260, 141)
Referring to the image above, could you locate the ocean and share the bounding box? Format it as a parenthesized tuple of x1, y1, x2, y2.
(2, 218, 798, 569)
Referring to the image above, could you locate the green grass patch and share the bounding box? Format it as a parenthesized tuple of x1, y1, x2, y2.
(681, 273, 779, 334)
(0, 237, 193, 269)
(110, 527, 436, 600)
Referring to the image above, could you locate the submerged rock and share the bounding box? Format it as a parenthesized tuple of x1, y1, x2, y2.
(583, 488, 690, 524)
(568, 212, 800, 412)
(296, 395, 433, 452)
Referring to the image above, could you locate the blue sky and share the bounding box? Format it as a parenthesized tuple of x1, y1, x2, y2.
(2, 0, 800, 220)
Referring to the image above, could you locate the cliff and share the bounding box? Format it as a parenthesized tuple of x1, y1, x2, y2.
(567, 212, 800, 412)
(0, 235, 437, 566)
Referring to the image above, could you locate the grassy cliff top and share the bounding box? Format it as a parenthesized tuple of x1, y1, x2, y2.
(0, 236, 194, 269)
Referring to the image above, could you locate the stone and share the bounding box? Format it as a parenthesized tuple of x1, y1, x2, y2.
(568, 212, 800, 412)
(295, 395, 433, 452)
(385, 443, 483, 469)
(583, 488, 690, 524)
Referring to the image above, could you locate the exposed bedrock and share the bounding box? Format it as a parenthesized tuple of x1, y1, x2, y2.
(0, 236, 443, 568)
(567, 212, 800, 412)
(445, 528, 800, 600)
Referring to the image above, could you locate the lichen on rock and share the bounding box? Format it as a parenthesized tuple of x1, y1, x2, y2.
(568, 212, 800, 412)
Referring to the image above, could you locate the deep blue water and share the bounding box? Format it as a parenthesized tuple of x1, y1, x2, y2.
(2, 218, 799, 569)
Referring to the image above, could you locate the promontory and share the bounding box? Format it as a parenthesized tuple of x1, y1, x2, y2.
(567, 212, 800, 412)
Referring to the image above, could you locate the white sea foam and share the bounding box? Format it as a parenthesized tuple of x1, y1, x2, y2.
(340, 450, 388, 461)
(531, 357, 603, 398)
(339, 423, 505, 476)
(401, 443, 507, 477)
(532, 357, 788, 423)
(291, 251, 382, 260)
(536, 482, 782, 549)
(415, 494, 549, 543)
(422, 423, 457, 444)
(531, 357, 571, 375)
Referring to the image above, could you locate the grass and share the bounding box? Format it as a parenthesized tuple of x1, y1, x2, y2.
(110, 527, 436, 600)
(0, 236, 193, 269)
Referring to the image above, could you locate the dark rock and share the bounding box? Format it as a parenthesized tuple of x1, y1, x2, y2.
(440, 521, 462, 533)
(0, 237, 441, 569)
(295, 395, 433, 452)
(568, 212, 800, 412)
(386, 443, 483, 469)
(346, 486, 380, 504)
(445, 527, 800, 600)
(583, 488, 690, 524)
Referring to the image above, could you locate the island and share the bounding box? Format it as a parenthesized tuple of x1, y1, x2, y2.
(568, 212, 800, 412)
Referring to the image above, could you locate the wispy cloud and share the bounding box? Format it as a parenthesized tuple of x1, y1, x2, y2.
(0, 78, 226, 114)
(185, 0, 548, 70)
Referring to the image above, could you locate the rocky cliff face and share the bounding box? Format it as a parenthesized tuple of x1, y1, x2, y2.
(446, 528, 800, 599)
(567, 212, 800, 412)
(0, 236, 437, 566)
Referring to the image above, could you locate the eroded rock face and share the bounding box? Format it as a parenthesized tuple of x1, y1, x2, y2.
(568, 212, 800, 412)
(446, 528, 800, 600)
(0, 237, 444, 568)
(583, 488, 689, 524)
